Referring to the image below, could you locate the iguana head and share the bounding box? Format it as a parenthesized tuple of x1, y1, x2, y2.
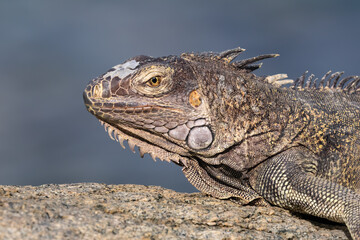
(83, 48, 279, 166)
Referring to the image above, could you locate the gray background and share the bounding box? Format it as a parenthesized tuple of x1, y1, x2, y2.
(0, 0, 359, 192)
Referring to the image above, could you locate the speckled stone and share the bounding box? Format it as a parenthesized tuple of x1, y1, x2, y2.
(0, 183, 349, 239)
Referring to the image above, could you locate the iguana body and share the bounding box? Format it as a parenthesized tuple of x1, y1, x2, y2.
(83, 48, 360, 239)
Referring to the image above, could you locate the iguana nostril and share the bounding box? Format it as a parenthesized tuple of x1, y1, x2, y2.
(90, 80, 111, 99)
(92, 85, 102, 98)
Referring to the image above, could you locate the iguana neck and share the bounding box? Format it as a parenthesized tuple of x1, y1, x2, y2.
(194, 63, 309, 171)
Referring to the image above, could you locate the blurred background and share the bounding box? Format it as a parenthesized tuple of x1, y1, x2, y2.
(0, 0, 359, 192)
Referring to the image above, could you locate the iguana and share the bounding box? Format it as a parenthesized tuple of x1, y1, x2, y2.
(83, 48, 360, 239)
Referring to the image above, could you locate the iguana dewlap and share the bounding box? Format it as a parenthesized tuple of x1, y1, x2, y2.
(83, 48, 360, 239)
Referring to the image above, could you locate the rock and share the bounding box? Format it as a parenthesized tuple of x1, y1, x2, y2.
(0, 183, 350, 239)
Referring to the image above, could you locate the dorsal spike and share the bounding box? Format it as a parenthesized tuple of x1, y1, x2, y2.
(233, 54, 279, 68)
(344, 81, 354, 90)
(310, 78, 318, 88)
(338, 76, 354, 89)
(218, 47, 246, 63)
(344, 76, 360, 92)
(294, 71, 308, 88)
(242, 63, 263, 72)
(291, 71, 359, 93)
(182, 48, 278, 73)
(351, 77, 360, 93)
(331, 72, 344, 88)
(319, 71, 331, 88)
(305, 74, 315, 88)
(265, 74, 294, 87)
(298, 72, 308, 88)
(325, 72, 343, 88)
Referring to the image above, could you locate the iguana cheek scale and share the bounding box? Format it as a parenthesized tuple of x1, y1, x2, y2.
(84, 48, 360, 239)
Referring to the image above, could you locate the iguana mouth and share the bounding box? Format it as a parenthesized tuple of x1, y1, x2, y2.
(91, 103, 183, 114)
(98, 119, 189, 166)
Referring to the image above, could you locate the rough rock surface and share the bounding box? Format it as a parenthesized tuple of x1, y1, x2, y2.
(0, 183, 350, 239)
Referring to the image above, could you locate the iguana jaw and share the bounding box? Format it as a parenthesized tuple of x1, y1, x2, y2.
(84, 93, 194, 164)
(98, 119, 190, 166)
(85, 96, 215, 160)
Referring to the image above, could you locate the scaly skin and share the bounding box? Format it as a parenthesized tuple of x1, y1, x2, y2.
(83, 48, 360, 239)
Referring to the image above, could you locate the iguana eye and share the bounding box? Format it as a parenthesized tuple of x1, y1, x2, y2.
(131, 65, 173, 96)
(147, 76, 161, 87)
